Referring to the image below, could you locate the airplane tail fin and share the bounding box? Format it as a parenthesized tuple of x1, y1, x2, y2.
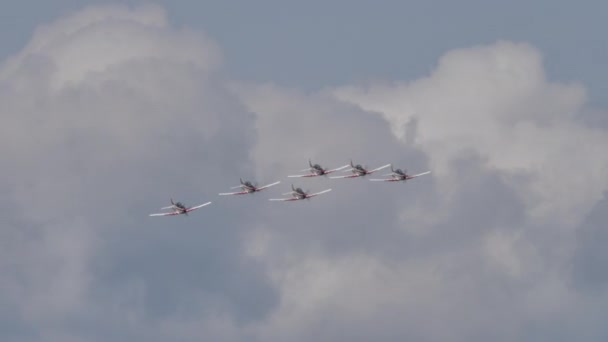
(292, 184, 296, 191)
(309, 159, 313, 168)
(391, 165, 395, 173)
(240, 178, 244, 184)
(171, 198, 175, 205)
(350, 159, 355, 167)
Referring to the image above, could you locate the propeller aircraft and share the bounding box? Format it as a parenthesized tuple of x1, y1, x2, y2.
(288, 159, 350, 178)
(330, 160, 391, 179)
(370, 166, 431, 182)
(219, 178, 281, 196)
(269, 184, 332, 202)
(149, 199, 212, 217)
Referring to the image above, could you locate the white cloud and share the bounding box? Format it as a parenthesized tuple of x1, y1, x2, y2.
(0, 4, 221, 91)
(333, 41, 608, 226)
(2, 5, 607, 342)
(0, 5, 262, 340)
(235, 42, 608, 341)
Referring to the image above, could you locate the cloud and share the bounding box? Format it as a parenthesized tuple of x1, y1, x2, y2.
(0, 4, 275, 341)
(333, 41, 608, 227)
(2, 5, 608, 342)
(573, 192, 608, 290)
(235, 42, 608, 341)
(0, 4, 220, 91)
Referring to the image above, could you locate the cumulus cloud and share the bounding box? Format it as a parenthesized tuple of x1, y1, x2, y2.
(234, 42, 608, 341)
(0, 5, 273, 341)
(1, 4, 221, 90)
(333, 41, 608, 227)
(2, 5, 607, 342)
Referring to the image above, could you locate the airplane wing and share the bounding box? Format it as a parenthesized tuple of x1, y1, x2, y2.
(219, 190, 251, 196)
(367, 164, 392, 174)
(307, 188, 332, 198)
(256, 181, 281, 191)
(408, 171, 432, 178)
(160, 205, 175, 210)
(325, 164, 350, 174)
(186, 201, 212, 212)
(287, 174, 318, 178)
(329, 174, 361, 179)
(149, 212, 180, 217)
(268, 197, 300, 201)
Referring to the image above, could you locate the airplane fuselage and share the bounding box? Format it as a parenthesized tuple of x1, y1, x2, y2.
(352, 165, 368, 175)
(241, 181, 257, 192)
(312, 165, 325, 175)
(391, 169, 407, 180)
(293, 188, 307, 199)
(173, 202, 187, 213)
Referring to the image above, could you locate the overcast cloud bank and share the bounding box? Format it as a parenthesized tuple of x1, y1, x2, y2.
(1, 4, 607, 342)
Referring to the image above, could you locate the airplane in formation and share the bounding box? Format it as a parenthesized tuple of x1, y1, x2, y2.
(219, 178, 281, 196)
(288, 159, 350, 178)
(370, 166, 431, 182)
(269, 184, 332, 202)
(330, 160, 392, 179)
(149, 199, 212, 217)
(150, 160, 431, 216)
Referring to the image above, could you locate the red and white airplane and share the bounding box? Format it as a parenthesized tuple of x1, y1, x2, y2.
(287, 159, 350, 178)
(269, 184, 332, 202)
(149, 199, 212, 217)
(219, 178, 281, 196)
(370, 166, 431, 182)
(329, 160, 391, 179)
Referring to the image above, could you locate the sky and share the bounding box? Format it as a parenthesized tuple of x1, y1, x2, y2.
(1, 1, 607, 341)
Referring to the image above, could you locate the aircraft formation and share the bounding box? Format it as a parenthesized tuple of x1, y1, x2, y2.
(149, 159, 431, 217)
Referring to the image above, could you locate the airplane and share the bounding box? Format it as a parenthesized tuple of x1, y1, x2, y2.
(269, 184, 332, 202)
(219, 178, 281, 196)
(149, 199, 212, 217)
(329, 160, 391, 179)
(370, 166, 431, 182)
(287, 159, 350, 178)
